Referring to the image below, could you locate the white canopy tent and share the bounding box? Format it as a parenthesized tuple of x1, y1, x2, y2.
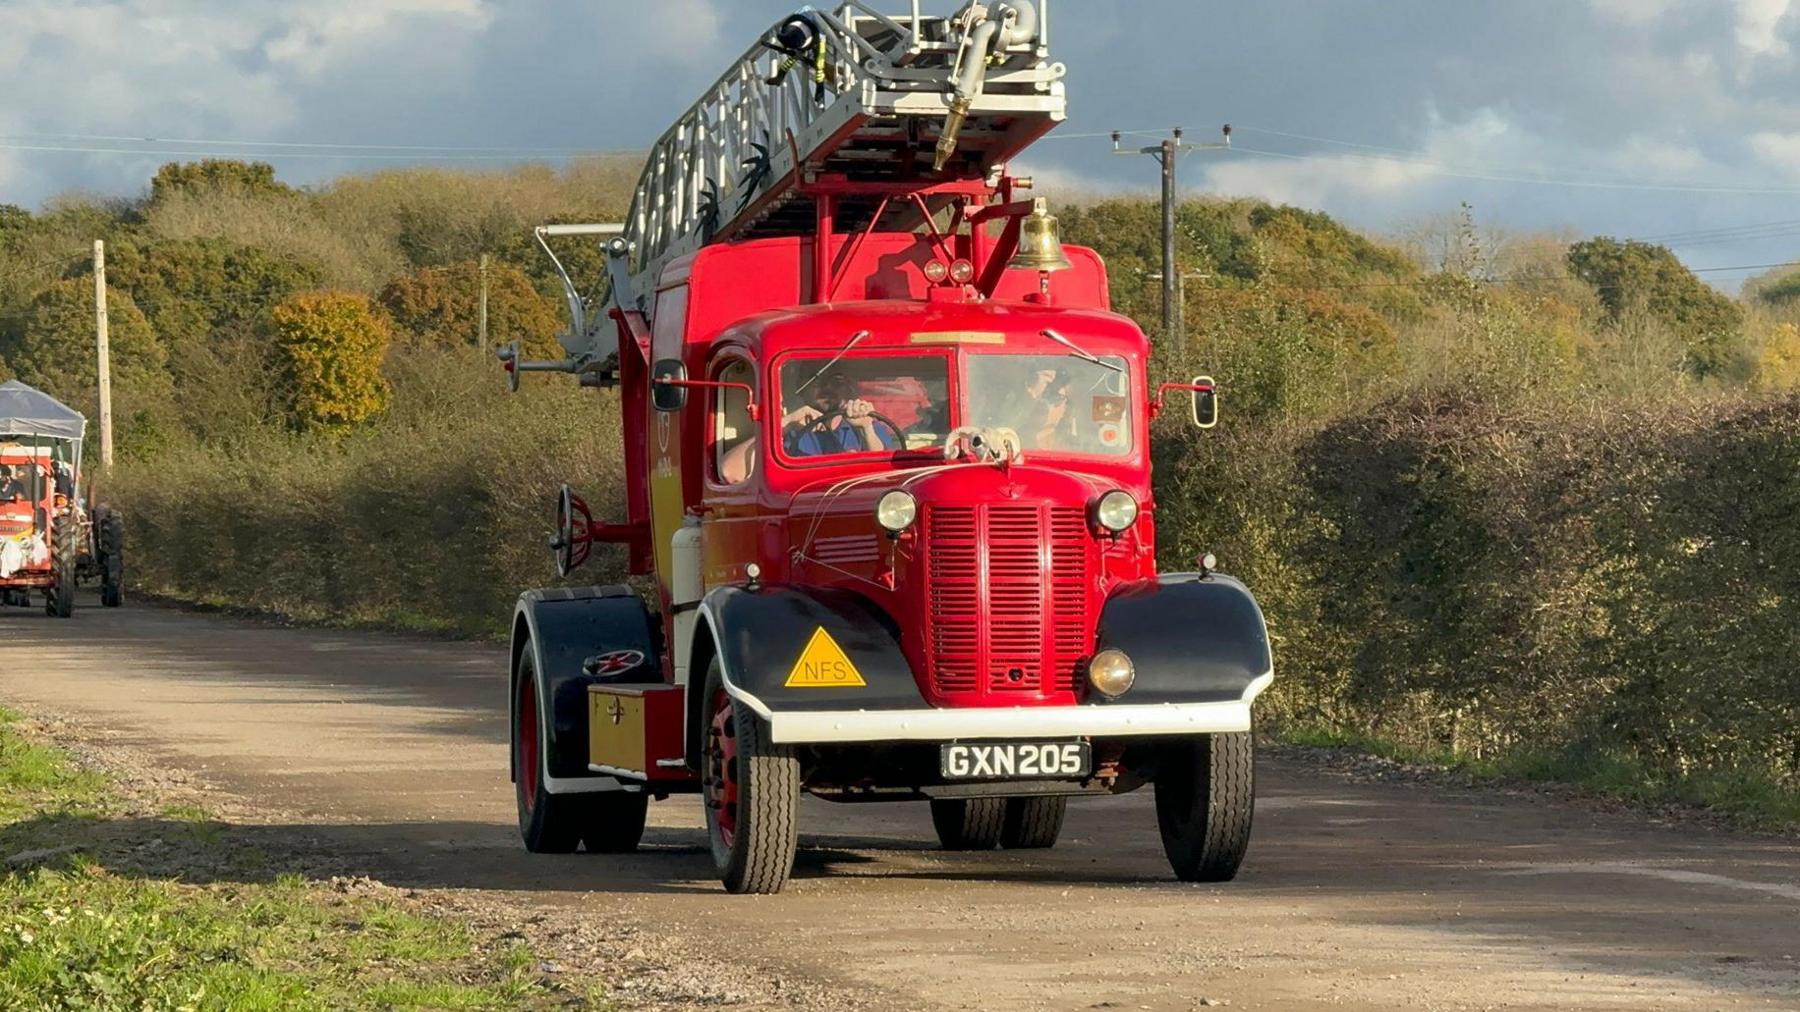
(0, 380, 86, 473)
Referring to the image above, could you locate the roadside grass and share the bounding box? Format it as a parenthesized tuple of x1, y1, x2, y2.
(1278, 723, 1800, 833)
(0, 707, 602, 1011)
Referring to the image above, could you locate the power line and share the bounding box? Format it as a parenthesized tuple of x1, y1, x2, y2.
(0, 131, 608, 157)
(0, 140, 633, 163)
(0, 250, 88, 282)
(1215, 123, 1800, 195)
(1633, 217, 1800, 241)
(1223, 144, 1800, 196)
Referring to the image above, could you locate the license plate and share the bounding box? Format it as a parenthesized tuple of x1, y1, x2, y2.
(939, 741, 1091, 780)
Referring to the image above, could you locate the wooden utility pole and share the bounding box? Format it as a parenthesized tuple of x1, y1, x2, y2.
(477, 253, 490, 350)
(1113, 125, 1232, 351)
(93, 240, 113, 471)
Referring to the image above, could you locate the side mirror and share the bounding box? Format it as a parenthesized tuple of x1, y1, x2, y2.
(651, 358, 688, 411)
(1191, 374, 1218, 429)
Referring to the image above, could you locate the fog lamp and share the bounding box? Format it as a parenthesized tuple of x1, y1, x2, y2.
(875, 490, 918, 533)
(1088, 648, 1135, 698)
(1093, 490, 1138, 533)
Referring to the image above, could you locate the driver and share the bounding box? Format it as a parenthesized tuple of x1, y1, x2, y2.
(781, 373, 898, 456)
(0, 464, 24, 501)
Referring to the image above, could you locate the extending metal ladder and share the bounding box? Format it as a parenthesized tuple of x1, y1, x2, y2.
(614, 1, 1066, 317)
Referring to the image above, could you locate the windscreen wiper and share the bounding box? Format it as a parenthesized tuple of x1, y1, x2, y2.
(1040, 328, 1123, 372)
(794, 329, 872, 394)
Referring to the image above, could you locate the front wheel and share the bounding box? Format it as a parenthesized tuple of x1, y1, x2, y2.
(46, 514, 76, 618)
(1155, 732, 1255, 882)
(512, 649, 647, 853)
(701, 659, 799, 894)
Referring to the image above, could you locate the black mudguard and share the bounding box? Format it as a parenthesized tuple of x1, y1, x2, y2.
(699, 585, 927, 711)
(1095, 573, 1272, 705)
(511, 585, 660, 782)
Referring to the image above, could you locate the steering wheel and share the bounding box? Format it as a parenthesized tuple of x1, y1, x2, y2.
(806, 407, 906, 450)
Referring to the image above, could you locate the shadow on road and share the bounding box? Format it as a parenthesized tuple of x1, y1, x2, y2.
(0, 810, 1186, 895)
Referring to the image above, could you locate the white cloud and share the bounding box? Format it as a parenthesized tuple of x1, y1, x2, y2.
(1733, 0, 1795, 59)
(621, 0, 727, 68)
(261, 0, 492, 77)
(1587, 0, 1678, 26)
(1612, 137, 1711, 176)
(1588, 0, 1796, 61)
(1749, 130, 1800, 178)
(1197, 109, 1527, 208)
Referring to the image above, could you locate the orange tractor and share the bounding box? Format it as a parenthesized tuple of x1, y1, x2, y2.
(0, 380, 124, 616)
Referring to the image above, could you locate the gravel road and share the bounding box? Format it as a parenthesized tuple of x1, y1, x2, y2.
(1, 597, 1795, 1011)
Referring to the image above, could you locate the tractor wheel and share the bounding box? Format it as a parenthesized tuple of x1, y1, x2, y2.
(701, 659, 799, 894)
(98, 510, 124, 608)
(1155, 731, 1255, 882)
(46, 514, 76, 618)
(1000, 796, 1067, 850)
(930, 797, 1006, 850)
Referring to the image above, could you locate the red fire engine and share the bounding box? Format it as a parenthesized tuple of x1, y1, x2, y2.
(502, 2, 1271, 893)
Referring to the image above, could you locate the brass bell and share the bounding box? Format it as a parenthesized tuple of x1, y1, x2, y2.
(1007, 197, 1072, 272)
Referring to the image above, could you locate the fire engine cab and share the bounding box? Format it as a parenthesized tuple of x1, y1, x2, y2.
(502, 1, 1272, 893)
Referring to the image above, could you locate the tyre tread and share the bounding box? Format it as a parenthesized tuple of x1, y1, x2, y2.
(1155, 731, 1255, 882)
(1000, 796, 1066, 849)
(931, 797, 1006, 850)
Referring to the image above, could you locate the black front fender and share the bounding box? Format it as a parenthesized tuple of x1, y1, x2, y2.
(1095, 573, 1272, 705)
(698, 585, 927, 712)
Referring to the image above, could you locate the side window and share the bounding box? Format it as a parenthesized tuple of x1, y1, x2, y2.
(712, 359, 757, 485)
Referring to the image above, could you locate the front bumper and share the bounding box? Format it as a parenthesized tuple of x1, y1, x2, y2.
(730, 672, 1273, 746)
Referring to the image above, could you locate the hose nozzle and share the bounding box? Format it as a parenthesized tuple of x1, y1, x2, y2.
(933, 97, 972, 173)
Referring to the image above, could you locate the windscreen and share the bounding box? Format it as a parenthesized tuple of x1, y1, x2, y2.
(963, 353, 1132, 455)
(775, 353, 952, 457)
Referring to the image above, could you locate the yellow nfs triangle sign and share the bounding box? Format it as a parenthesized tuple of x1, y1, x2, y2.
(785, 627, 867, 688)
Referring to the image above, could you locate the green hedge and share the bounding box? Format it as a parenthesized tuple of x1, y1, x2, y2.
(112, 350, 627, 637)
(1156, 390, 1800, 802)
(114, 352, 1799, 816)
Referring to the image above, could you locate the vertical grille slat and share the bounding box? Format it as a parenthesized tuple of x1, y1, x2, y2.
(922, 502, 1092, 703)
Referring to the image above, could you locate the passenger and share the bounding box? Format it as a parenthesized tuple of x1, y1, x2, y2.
(781, 373, 897, 456)
(0, 464, 24, 501)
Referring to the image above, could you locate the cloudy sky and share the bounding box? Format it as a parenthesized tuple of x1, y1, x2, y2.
(4, 0, 1800, 284)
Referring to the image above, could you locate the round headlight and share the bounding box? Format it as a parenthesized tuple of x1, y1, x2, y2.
(1088, 648, 1135, 698)
(875, 489, 918, 533)
(1093, 490, 1138, 533)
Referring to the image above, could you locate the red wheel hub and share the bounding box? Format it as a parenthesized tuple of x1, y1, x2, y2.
(517, 676, 539, 815)
(703, 688, 739, 848)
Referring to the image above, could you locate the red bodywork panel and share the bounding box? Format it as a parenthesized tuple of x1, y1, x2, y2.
(611, 231, 1158, 708)
(0, 449, 58, 587)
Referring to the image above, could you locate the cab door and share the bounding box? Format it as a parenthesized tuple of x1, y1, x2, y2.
(700, 351, 764, 588)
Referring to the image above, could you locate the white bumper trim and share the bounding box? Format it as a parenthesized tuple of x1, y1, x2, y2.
(763, 670, 1272, 746)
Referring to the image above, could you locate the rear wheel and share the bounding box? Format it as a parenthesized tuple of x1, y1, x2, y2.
(1155, 732, 1255, 882)
(701, 659, 798, 894)
(930, 798, 1006, 850)
(1000, 796, 1066, 849)
(512, 649, 647, 853)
